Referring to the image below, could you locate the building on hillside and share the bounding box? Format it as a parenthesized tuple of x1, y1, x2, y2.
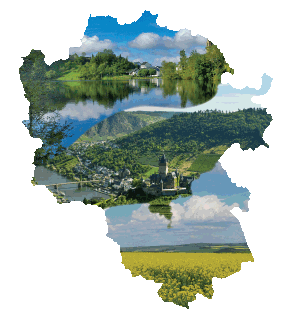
(140, 62, 153, 69)
(142, 153, 194, 196)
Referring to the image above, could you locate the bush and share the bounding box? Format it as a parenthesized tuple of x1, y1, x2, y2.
(90, 198, 101, 205)
(83, 197, 88, 205)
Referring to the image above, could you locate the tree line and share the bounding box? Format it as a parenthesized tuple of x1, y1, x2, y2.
(161, 45, 234, 85)
(19, 46, 233, 84)
(62, 45, 234, 83)
(65, 51, 157, 79)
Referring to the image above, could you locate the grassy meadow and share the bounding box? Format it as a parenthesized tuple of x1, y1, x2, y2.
(121, 251, 254, 308)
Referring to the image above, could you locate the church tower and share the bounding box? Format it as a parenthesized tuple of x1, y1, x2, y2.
(159, 153, 168, 179)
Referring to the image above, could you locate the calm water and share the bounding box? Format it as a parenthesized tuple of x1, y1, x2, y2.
(22, 78, 218, 151)
(34, 166, 110, 202)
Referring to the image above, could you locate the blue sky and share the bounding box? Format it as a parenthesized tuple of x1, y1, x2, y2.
(69, 11, 208, 66)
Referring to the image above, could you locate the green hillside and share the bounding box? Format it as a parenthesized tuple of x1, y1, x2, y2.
(77, 111, 179, 142)
(79, 108, 272, 178)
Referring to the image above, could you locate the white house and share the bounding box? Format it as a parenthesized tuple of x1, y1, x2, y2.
(150, 66, 161, 77)
(129, 68, 139, 76)
(130, 64, 161, 76)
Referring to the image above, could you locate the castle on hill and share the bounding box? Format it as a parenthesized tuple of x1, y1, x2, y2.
(141, 153, 195, 196)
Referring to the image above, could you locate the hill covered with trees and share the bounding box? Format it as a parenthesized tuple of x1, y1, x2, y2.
(77, 108, 272, 178)
(113, 108, 272, 153)
(77, 111, 179, 142)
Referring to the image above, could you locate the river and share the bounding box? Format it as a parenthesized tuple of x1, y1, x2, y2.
(34, 166, 110, 202)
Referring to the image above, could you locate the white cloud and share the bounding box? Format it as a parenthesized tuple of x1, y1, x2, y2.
(243, 200, 249, 212)
(131, 57, 144, 63)
(172, 29, 207, 49)
(69, 35, 117, 55)
(105, 195, 244, 246)
(170, 195, 239, 226)
(129, 33, 161, 49)
(44, 101, 114, 121)
(107, 196, 239, 234)
(129, 29, 207, 50)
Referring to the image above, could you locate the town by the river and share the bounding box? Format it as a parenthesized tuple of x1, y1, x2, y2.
(34, 139, 136, 203)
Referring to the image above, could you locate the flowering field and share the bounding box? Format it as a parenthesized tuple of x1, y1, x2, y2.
(121, 252, 254, 308)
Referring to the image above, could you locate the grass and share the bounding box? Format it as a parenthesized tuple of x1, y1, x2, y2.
(56, 71, 161, 81)
(188, 154, 222, 173)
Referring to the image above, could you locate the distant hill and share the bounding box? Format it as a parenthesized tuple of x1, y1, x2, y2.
(76, 111, 180, 142)
(120, 242, 250, 253)
(113, 108, 272, 153)
(76, 108, 272, 155)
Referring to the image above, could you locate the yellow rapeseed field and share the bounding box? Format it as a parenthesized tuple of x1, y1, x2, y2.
(121, 252, 254, 308)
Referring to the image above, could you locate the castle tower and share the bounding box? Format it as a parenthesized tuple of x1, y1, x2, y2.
(175, 168, 179, 187)
(175, 168, 179, 177)
(160, 179, 163, 191)
(159, 153, 168, 179)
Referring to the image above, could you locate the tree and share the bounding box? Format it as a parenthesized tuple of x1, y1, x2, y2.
(45, 70, 57, 79)
(148, 68, 156, 76)
(19, 49, 47, 81)
(138, 69, 149, 77)
(83, 197, 88, 205)
(178, 49, 188, 78)
(19, 49, 75, 166)
(161, 61, 178, 80)
(88, 62, 98, 79)
(204, 45, 226, 81)
(97, 62, 107, 78)
(79, 62, 91, 79)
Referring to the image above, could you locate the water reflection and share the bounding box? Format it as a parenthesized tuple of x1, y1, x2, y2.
(34, 166, 110, 202)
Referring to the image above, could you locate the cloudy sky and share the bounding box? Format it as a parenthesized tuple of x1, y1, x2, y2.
(105, 162, 250, 248)
(69, 11, 208, 66)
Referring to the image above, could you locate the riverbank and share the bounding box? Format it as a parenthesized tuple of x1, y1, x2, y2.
(34, 166, 111, 203)
(31, 178, 70, 204)
(55, 71, 162, 81)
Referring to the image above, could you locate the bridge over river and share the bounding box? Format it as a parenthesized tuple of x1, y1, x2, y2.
(45, 180, 105, 191)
